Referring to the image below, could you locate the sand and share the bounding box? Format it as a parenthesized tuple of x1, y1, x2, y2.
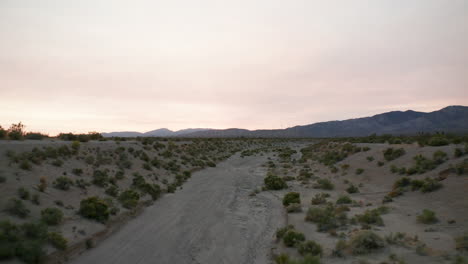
(69, 152, 285, 264)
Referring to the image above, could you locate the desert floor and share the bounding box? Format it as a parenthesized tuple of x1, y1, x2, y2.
(69, 152, 285, 264)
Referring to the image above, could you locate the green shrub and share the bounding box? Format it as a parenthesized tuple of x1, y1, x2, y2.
(455, 233, 468, 251)
(264, 173, 288, 190)
(383, 148, 406, 161)
(6, 198, 30, 218)
(47, 232, 67, 250)
(51, 159, 63, 167)
(17, 187, 30, 200)
(313, 178, 334, 190)
(71, 141, 80, 154)
(7, 122, 24, 140)
(346, 184, 359, 194)
(355, 168, 364, 175)
(79, 196, 110, 222)
(305, 204, 346, 232)
(115, 170, 125, 180)
(276, 225, 295, 240)
(428, 136, 449, 146)
(298, 240, 323, 256)
(283, 230, 305, 247)
(377, 161, 384, 167)
(92, 170, 109, 187)
(286, 203, 302, 213)
(283, 192, 301, 206)
(53, 176, 73, 190)
(417, 209, 438, 224)
(420, 178, 442, 193)
(454, 148, 465, 158)
(41, 208, 64, 225)
(19, 160, 32, 170)
(72, 168, 83, 176)
(433, 150, 448, 164)
(355, 208, 386, 226)
(336, 195, 352, 204)
(311, 193, 329, 205)
(15, 240, 46, 264)
(0, 126, 6, 139)
(274, 254, 321, 264)
(105, 185, 119, 197)
(348, 230, 384, 255)
(366, 156, 374, 162)
(393, 177, 411, 189)
(118, 189, 140, 209)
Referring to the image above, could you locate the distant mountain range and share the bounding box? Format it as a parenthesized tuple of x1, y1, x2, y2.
(102, 128, 211, 138)
(103, 105, 468, 138)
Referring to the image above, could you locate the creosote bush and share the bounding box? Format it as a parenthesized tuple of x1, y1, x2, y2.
(336, 195, 352, 204)
(6, 198, 30, 218)
(41, 208, 64, 225)
(348, 230, 385, 255)
(417, 209, 438, 224)
(298, 240, 323, 257)
(118, 189, 140, 209)
(311, 193, 329, 205)
(264, 172, 288, 190)
(346, 184, 359, 194)
(283, 192, 301, 206)
(313, 178, 334, 190)
(305, 204, 347, 232)
(79, 196, 110, 222)
(47, 232, 67, 250)
(18, 187, 30, 200)
(53, 176, 73, 190)
(283, 230, 306, 247)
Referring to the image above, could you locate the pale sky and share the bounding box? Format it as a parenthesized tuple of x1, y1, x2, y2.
(1, 0, 467, 135)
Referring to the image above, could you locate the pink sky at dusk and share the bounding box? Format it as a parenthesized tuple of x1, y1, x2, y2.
(1, 0, 467, 135)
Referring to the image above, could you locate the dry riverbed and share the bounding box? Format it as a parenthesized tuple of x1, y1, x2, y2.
(70, 152, 285, 264)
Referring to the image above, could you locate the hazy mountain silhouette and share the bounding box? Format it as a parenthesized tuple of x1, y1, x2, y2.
(103, 106, 468, 138)
(183, 105, 468, 138)
(102, 128, 211, 137)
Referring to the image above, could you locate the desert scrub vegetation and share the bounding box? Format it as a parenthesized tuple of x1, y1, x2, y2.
(47, 232, 67, 250)
(17, 187, 30, 200)
(383, 147, 406, 161)
(79, 196, 110, 222)
(6, 198, 30, 218)
(297, 240, 323, 257)
(355, 168, 364, 175)
(354, 206, 389, 227)
(390, 177, 443, 198)
(336, 195, 352, 204)
(455, 233, 468, 251)
(346, 183, 359, 193)
(0, 220, 48, 263)
(283, 192, 301, 206)
(348, 230, 385, 255)
(53, 176, 73, 190)
(305, 203, 347, 232)
(300, 142, 362, 166)
(264, 172, 288, 190)
(311, 193, 330, 205)
(391, 151, 449, 175)
(118, 189, 140, 209)
(274, 254, 321, 264)
(313, 178, 334, 190)
(283, 229, 306, 247)
(417, 209, 438, 224)
(40, 208, 64, 225)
